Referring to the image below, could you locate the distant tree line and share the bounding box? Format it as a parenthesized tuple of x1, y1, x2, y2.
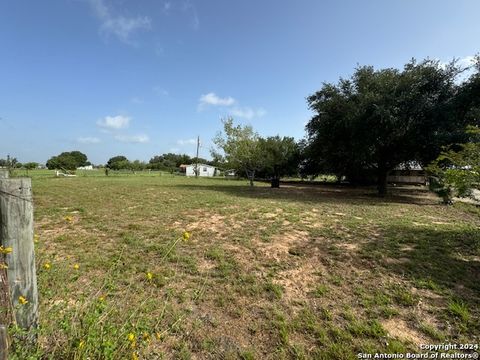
(146, 153, 218, 171)
(0, 155, 40, 172)
(0, 155, 21, 169)
(104, 153, 219, 172)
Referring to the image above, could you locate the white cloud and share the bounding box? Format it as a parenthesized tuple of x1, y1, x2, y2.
(114, 134, 150, 143)
(437, 55, 477, 83)
(458, 55, 475, 69)
(97, 115, 130, 130)
(177, 138, 197, 145)
(198, 92, 236, 110)
(182, 0, 200, 30)
(153, 86, 169, 96)
(89, 0, 151, 44)
(77, 137, 101, 144)
(197, 92, 266, 119)
(130, 97, 144, 104)
(437, 55, 476, 70)
(163, 2, 171, 12)
(229, 107, 267, 120)
(192, 10, 200, 31)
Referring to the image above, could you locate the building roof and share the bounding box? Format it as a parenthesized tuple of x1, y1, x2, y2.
(185, 163, 216, 168)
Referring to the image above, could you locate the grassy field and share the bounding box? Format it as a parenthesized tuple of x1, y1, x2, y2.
(9, 171, 480, 359)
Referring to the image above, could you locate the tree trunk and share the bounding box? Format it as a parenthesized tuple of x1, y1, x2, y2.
(271, 177, 280, 188)
(246, 169, 255, 187)
(377, 168, 388, 197)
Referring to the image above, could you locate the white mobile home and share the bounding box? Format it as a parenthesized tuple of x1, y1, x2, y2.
(185, 164, 217, 177)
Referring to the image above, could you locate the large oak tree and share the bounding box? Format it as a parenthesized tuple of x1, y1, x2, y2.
(304, 59, 477, 195)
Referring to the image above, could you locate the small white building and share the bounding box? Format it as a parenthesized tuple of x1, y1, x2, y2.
(388, 162, 426, 185)
(185, 164, 217, 177)
(77, 165, 94, 170)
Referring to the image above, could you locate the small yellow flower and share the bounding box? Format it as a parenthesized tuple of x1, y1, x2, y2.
(182, 231, 191, 241)
(142, 332, 150, 342)
(127, 333, 135, 342)
(78, 340, 85, 348)
(0, 263, 8, 270)
(73, 263, 80, 270)
(34, 234, 39, 243)
(0, 246, 13, 254)
(155, 332, 163, 340)
(64, 215, 73, 223)
(99, 295, 105, 302)
(146, 272, 153, 281)
(132, 352, 139, 360)
(18, 296, 28, 305)
(43, 262, 51, 270)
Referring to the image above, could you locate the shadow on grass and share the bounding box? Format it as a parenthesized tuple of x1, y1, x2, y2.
(166, 182, 437, 206)
(359, 224, 480, 317)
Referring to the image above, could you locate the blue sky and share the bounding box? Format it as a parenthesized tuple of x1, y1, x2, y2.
(1, 0, 479, 164)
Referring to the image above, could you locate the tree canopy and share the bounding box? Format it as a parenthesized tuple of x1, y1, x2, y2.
(149, 153, 192, 171)
(258, 136, 300, 187)
(303, 58, 479, 195)
(427, 126, 480, 203)
(46, 151, 89, 171)
(212, 119, 301, 186)
(212, 118, 263, 186)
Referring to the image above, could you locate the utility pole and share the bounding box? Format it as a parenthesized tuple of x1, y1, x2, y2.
(195, 136, 200, 178)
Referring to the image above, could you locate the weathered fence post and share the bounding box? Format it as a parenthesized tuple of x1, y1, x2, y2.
(0, 170, 9, 359)
(0, 325, 7, 360)
(0, 176, 38, 346)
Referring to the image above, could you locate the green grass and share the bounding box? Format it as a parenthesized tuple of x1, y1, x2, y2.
(448, 299, 470, 322)
(6, 171, 480, 359)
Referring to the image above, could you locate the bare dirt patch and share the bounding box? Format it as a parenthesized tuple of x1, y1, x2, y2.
(382, 318, 428, 345)
(273, 262, 324, 302)
(337, 242, 360, 252)
(256, 230, 310, 262)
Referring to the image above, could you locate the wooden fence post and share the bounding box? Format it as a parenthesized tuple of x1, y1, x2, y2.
(0, 170, 9, 359)
(0, 325, 7, 360)
(0, 177, 38, 337)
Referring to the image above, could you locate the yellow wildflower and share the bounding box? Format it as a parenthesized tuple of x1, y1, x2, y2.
(142, 332, 150, 342)
(0, 246, 13, 254)
(18, 296, 28, 305)
(34, 234, 39, 243)
(78, 340, 85, 348)
(0, 263, 8, 270)
(43, 262, 51, 270)
(127, 333, 135, 342)
(132, 352, 139, 360)
(64, 215, 73, 223)
(182, 231, 191, 241)
(99, 295, 105, 302)
(146, 272, 153, 281)
(73, 263, 80, 270)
